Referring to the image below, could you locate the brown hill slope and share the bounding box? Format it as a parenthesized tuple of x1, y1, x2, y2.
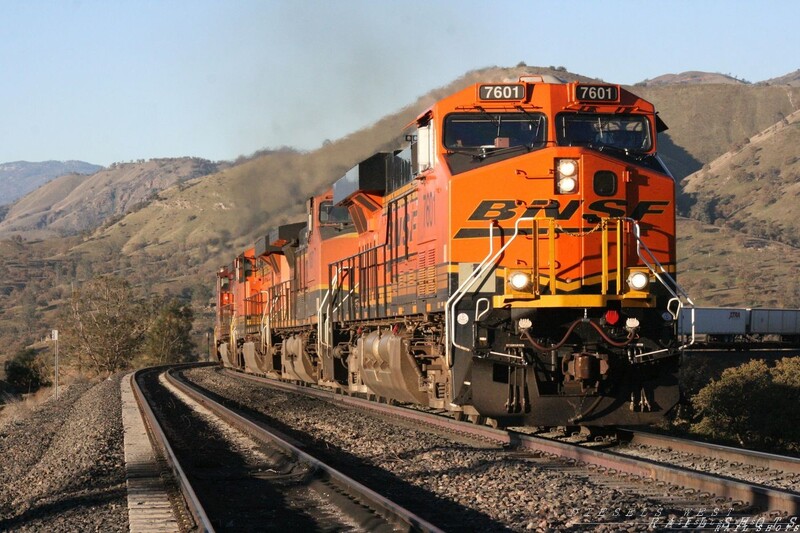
(633, 84, 800, 180)
(638, 71, 747, 87)
(0, 158, 223, 239)
(676, 217, 800, 308)
(679, 108, 800, 246)
(0, 160, 102, 205)
(764, 69, 800, 86)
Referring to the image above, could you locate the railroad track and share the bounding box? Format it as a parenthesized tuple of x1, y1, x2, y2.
(132, 365, 442, 532)
(219, 367, 800, 518)
(615, 429, 800, 493)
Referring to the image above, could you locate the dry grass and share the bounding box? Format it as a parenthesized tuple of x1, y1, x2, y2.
(680, 111, 800, 248)
(0, 158, 221, 239)
(0, 387, 58, 427)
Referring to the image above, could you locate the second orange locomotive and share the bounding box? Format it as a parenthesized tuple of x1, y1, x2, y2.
(216, 75, 684, 426)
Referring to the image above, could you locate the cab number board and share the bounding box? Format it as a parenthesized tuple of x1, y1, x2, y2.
(478, 84, 525, 101)
(575, 84, 619, 102)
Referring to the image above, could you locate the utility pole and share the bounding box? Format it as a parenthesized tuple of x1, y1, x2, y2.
(51, 329, 59, 399)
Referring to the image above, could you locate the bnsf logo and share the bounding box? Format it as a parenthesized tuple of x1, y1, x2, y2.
(467, 199, 670, 221)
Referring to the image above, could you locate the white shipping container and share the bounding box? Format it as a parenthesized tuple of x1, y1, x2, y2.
(749, 308, 800, 335)
(677, 307, 749, 336)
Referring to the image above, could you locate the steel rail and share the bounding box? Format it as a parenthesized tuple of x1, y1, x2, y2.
(619, 428, 800, 476)
(512, 433, 800, 515)
(222, 368, 800, 515)
(168, 368, 445, 533)
(131, 366, 215, 533)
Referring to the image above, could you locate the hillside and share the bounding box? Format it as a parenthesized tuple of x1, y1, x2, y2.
(676, 217, 800, 308)
(638, 71, 747, 87)
(679, 108, 800, 247)
(0, 160, 102, 206)
(0, 158, 224, 239)
(764, 69, 800, 86)
(633, 84, 800, 180)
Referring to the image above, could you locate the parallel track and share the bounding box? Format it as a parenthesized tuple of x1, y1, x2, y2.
(619, 429, 800, 476)
(223, 368, 800, 516)
(613, 428, 800, 500)
(133, 364, 443, 532)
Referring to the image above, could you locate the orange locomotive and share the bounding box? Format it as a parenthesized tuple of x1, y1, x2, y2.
(215, 75, 687, 426)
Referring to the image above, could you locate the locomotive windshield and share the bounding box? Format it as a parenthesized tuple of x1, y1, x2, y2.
(444, 112, 546, 150)
(556, 113, 652, 151)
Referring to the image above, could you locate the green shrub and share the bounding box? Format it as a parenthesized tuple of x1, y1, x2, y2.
(4, 348, 50, 394)
(691, 357, 800, 449)
(772, 357, 800, 388)
(680, 355, 723, 399)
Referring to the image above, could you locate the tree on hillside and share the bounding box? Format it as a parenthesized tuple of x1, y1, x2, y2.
(61, 276, 151, 375)
(4, 348, 50, 393)
(143, 298, 194, 365)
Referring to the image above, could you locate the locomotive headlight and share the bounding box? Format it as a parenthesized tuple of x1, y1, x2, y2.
(557, 159, 577, 177)
(627, 270, 650, 291)
(557, 176, 578, 194)
(508, 271, 532, 291)
(556, 159, 578, 194)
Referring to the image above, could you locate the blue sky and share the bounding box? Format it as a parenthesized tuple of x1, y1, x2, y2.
(1, 0, 798, 166)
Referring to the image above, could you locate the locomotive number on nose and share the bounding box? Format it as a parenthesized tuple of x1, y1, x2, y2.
(478, 84, 525, 101)
(575, 84, 619, 103)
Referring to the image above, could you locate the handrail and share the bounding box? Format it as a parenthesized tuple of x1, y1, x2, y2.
(446, 217, 533, 366)
(260, 292, 281, 356)
(626, 218, 693, 307)
(328, 244, 389, 322)
(332, 283, 358, 315)
(317, 266, 342, 350)
(624, 217, 696, 350)
(445, 222, 494, 366)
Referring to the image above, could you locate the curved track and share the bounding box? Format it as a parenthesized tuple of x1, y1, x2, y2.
(132, 364, 442, 532)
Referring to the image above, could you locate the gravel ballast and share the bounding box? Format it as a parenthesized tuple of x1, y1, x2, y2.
(0, 375, 128, 532)
(183, 367, 737, 531)
(0, 366, 781, 532)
